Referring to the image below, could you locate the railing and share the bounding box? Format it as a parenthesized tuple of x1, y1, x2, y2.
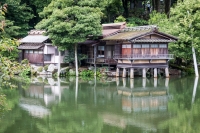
(113, 54, 174, 59)
(85, 57, 117, 64)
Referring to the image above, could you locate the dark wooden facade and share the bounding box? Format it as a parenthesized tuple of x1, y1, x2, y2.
(82, 25, 178, 71)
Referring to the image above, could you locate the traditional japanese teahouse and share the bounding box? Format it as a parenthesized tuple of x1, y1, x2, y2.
(101, 25, 178, 78)
(18, 30, 66, 66)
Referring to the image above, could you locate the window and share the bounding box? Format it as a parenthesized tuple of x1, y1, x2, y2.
(55, 48, 59, 56)
(38, 50, 43, 54)
(29, 50, 33, 53)
(151, 44, 158, 48)
(44, 54, 51, 61)
(98, 46, 104, 57)
(34, 50, 39, 54)
(122, 44, 131, 48)
(142, 44, 149, 48)
(159, 44, 167, 48)
(25, 50, 29, 53)
(133, 44, 141, 48)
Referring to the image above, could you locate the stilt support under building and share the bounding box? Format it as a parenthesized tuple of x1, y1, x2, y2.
(154, 68, 157, 78)
(165, 67, 169, 78)
(142, 68, 146, 78)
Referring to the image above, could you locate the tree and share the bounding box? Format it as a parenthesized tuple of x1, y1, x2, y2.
(36, 0, 102, 77)
(149, 0, 200, 67)
(0, 0, 34, 38)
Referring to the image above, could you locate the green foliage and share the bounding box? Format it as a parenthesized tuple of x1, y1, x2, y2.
(37, 66, 43, 72)
(0, 37, 19, 60)
(98, 0, 123, 23)
(79, 70, 94, 77)
(1, 0, 34, 38)
(64, 50, 87, 66)
(114, 15, 126, 23)
(21, 59, 29, 64)
(127, 17, 148, 27)
(44, 65, 49, 71)
(0, 57, 31, 78)
(36, 0, 102, 50)
(149, 0, 200, 62)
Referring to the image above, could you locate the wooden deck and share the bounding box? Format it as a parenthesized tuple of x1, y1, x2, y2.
(114, 54, 173, 60)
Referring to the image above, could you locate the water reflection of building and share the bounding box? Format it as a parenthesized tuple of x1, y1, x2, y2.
(20, 77, 68, 118)
(116, 78, 169, 113)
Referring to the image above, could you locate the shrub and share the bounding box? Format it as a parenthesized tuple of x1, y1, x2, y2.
(37, 66, 43, 72)
(21, 59, 29, 64)
(79, 70, 94, 77)
(44, 65, 49, 71)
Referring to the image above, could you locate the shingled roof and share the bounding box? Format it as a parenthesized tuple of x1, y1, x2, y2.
(18, 43, 44, 50)
(102, 25, 178, 43)
(20, 30, 48, 43)
(18, 30, 49, 50)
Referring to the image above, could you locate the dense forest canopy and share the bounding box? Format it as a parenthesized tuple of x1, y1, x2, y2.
(0, 0, 200, 65)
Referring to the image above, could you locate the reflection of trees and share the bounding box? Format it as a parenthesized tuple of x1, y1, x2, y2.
(160, 76, 200, 132)
(35, 103, 103, 133)
(0, 86, 19, 116)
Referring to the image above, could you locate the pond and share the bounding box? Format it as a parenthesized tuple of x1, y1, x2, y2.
(0, 76, 200, 133)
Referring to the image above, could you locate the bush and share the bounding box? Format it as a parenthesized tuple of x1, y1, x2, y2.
(37, 66, 43, 72)
(21, 59, 29, 64)
(44, 65, 49, 71)
(79, 70, 94, 77)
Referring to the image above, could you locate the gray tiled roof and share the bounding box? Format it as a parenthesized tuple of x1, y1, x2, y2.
(18, 43, 44, 50)
(20, 35, 49, 43)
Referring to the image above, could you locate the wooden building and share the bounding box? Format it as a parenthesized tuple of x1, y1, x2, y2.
(18, 30, 67, 66)
(82, 24, 178, 78)
(79, 22, 126, 66)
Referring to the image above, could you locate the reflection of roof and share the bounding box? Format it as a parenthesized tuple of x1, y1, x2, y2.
(19, 103, 50, 118)
(20, 35, 49, 43)
(18, 43, 44, 50)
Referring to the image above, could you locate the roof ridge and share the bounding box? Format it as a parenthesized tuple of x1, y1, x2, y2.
(120, 25, 157, 32)
(28, 29, 46, 35)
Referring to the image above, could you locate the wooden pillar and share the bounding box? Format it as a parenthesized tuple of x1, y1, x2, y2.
(116, 68, 119, 77)
(165, 67, 169, 78)
(142, 68, 146, 78)
(130, 78, 134, 89)
(154, 68, 157, 78)
(122, 68, 126, 78)
(130, 68, 134, 79)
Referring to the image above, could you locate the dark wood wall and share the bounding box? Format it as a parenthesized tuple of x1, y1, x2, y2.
(24, 53, 43, 63)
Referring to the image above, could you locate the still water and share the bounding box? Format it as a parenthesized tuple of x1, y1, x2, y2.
(1, 76, 200, 133)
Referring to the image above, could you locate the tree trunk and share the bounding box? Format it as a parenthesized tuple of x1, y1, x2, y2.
(155, 0, 160, 12)
(75, 43, 79, 77)
(165, 0, 171, 17)
(58, 50, 61, 77)
(122, 0, 129, 17)
(152, 0, 155, 11)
